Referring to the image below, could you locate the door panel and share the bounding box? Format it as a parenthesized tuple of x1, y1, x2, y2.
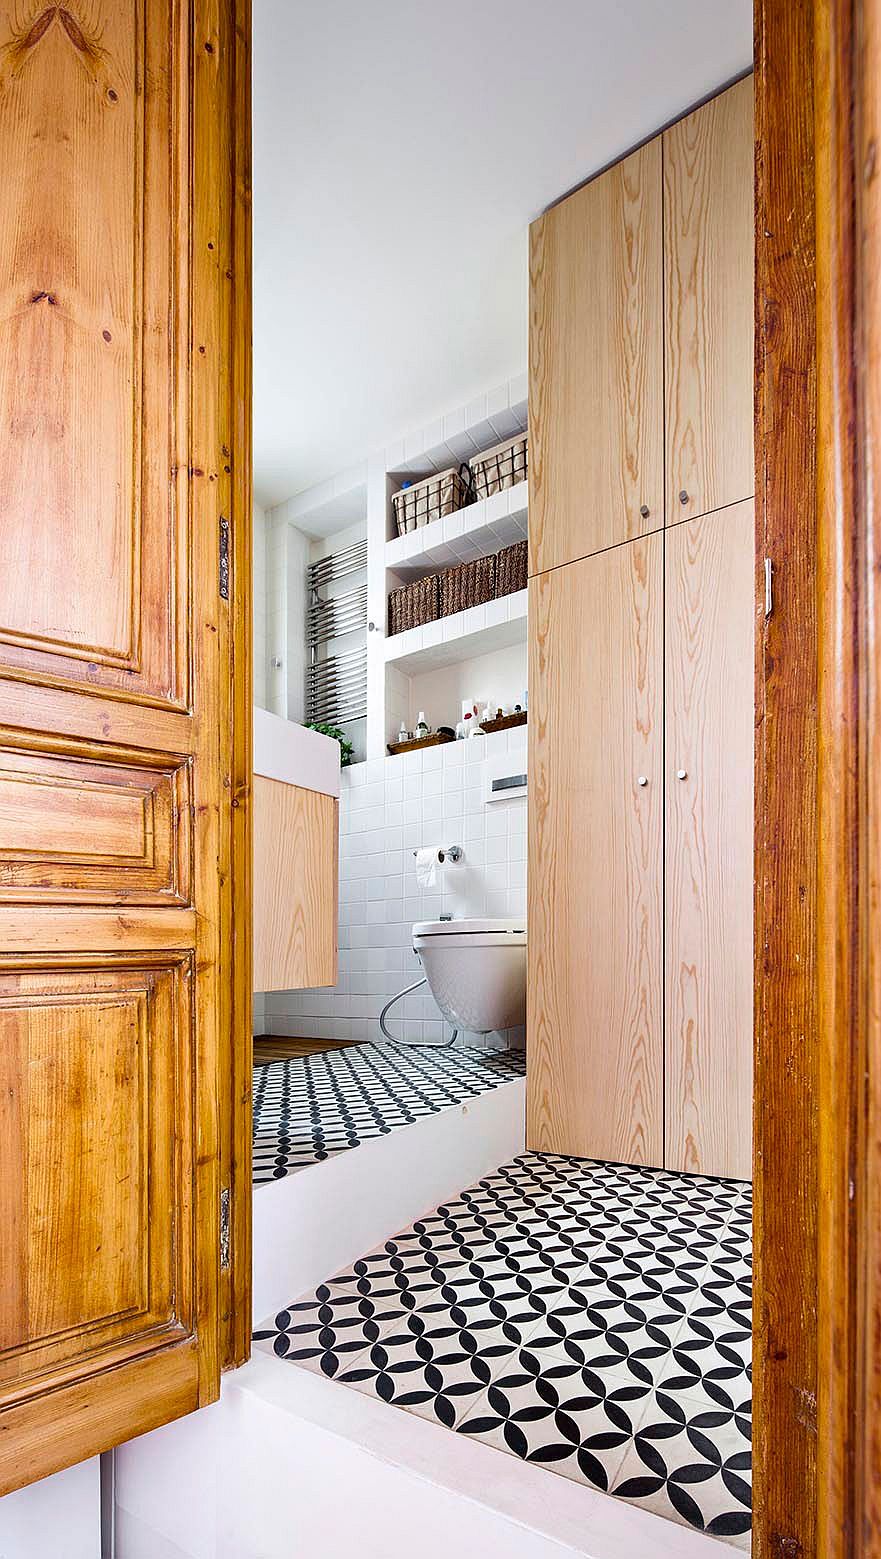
(664, 76, 755, 526)
(527, 537, 664, 1165)
(0, 0, 250, 1494)
(0, 741, 191, 904)
(665, 502, 754, 1179)
(0, 958, 192, 1385)
(0, 0, 187, 706)
(529, 141, 663, 574)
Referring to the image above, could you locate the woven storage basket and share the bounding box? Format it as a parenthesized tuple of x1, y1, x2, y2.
(438, 555, 496, 618)
(495, 539, 528, 598)
(469, 432, 528, 499)
(391, 463, 471, 537)
(387, 574, 439, 637)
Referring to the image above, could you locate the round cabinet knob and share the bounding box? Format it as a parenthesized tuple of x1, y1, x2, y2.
(637, 775, 648, 787)
(679, 490, 689, 506)
(676, 768, 688, 780)
(639, 504, 650, 519)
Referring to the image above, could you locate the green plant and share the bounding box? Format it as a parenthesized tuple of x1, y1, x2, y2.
(305, 722, 355, 767)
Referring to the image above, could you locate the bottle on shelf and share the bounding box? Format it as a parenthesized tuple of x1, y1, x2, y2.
(415, 711, 429, 740)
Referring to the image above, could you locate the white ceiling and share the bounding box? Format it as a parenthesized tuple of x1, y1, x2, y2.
(252, 0, 752, 510)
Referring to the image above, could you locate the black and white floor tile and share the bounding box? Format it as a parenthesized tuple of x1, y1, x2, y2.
(252, 1041, 526, 1185)
(255, 1152, 752, 1547)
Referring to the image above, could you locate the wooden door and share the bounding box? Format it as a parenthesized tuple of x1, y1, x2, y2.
(527, 537, 664, 1165)
(0, 0, 251, 1494)
(665, 502, 754, 1180)
(528, 141, 664, 575)
(664, 75, 755, 527)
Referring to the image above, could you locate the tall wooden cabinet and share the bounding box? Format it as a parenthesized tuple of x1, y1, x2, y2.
(527, 538, 664, 1165)
(529, 141, 664, 574)
(527, 77, 755, 1181)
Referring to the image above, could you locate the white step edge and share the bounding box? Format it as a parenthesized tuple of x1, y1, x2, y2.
(253, 1074, 526, 1323)
(115, 1349, 728, 1559)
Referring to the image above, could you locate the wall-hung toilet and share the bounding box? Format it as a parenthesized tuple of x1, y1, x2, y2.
(413, 919, 527, 1034)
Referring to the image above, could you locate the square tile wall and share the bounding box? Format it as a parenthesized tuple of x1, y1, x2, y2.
(263, 728, 527, 1051)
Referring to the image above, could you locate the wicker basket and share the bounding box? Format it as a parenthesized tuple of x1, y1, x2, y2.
(495, 539, 528, 598)
(391, 463, 472, 537)
(387, 574, 439, 637)
(438, 555, 496, 618)
(469, 432, 528, 499)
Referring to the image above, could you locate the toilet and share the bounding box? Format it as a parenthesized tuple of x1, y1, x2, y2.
(413, 918, 527, 1034)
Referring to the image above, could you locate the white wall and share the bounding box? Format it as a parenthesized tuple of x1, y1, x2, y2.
(259, 504, 310, 723)
(253, 503, 268, 708)
(264, 727, 526, 1051)
(0, 1460, 100, 1559)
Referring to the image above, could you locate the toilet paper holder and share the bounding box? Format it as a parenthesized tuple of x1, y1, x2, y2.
(412, 845, 463, 864)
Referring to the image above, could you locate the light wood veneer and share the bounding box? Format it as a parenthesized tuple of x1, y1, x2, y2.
(253, 776, 339, 993)
(527, 535, 664, 1165)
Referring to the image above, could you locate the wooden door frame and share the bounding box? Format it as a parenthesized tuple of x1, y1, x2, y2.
(754, 0, 881, 1552)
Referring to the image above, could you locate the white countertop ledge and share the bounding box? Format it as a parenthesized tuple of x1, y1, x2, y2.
(253, 706, 341, 798)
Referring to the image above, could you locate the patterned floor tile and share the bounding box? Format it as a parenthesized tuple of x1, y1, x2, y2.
(457, 1346, 648, 1492)
(252, 1042, 526, 1185)
(257, 1151, 752, 1547)
(612, 1388, 751, 1547)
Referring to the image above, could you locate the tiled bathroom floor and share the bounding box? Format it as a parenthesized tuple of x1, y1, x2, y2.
(255, 1152, 752, 1547)
(252, 1041, 526, 1184)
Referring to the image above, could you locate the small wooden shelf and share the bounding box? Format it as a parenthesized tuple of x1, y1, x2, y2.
(386, 731, 456, 756)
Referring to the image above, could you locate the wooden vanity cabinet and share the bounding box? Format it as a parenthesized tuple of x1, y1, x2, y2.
(253, 776, 338, 993)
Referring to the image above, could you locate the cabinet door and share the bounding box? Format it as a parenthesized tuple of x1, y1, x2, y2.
(665, 502, 754, 1180)
(254, 778, 339, 993)
(527, 537, 664, 1165)
(664, 76, 755, 526)
(529, 141, 664, 574)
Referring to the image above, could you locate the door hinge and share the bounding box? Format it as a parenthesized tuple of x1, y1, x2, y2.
(220, 1186, 231, 1269)
(764, 557, 773, 619)
(219, 515, 230, 600)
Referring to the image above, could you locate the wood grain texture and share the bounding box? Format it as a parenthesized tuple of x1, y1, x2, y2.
(856, 0, 881, 1545)
(253, 777, 338, 993)
(753, 0, 819, 1551)
(528, 141, 664, 574)
(665, 502, 754, 1181)
(0, 741, 191, 904)
(526, 537, 663, 1165)
(221, 0, 253, 1373)
(0, 0, 188, 707)
(664, 76, 756, 525)
(0, 0, 251, 1494)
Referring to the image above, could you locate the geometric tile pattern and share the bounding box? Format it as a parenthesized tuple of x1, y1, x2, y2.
(252, 1041, 527, 1186)
(254, 1152, 752, 1547)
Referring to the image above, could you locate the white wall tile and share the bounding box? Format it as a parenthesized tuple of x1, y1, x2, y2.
(264, 749, 527, 1051)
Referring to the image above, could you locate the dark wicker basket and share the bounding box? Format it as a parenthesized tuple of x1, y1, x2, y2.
(438, 555, 496, 618)
(387, 574, 439, 637)
(495, 539, 528, 598)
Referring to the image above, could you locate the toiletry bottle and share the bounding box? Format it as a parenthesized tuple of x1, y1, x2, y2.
(398, 721, 409, 743)
(415, 710, 429, 740)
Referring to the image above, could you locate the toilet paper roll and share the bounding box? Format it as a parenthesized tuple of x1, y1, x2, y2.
(415, 846, 442, 889)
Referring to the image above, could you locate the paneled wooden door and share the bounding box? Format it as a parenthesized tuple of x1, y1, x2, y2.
(527, 536, 664, 1165)
(0, 0, 252, 1494)
(665, 502, 754, 1180)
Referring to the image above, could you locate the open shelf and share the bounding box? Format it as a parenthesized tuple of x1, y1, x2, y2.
(385, 481, 528, 581)
(383, 588, 527, 674)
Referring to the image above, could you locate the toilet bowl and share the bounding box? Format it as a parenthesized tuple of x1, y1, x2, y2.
(413, 918, 527, 1034)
